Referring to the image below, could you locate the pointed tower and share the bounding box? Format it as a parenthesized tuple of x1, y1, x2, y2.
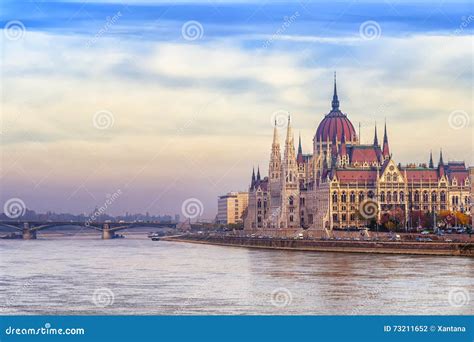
(281, 115, 299, 229)
(297, 133, 304, 165)
(438, 149, 445, 178)
(382, 121, 390, 159)
(429, 151, 434, 168)
(338, 130, 348, 167)
(283, 116, 298, 180)
(331, 130, 338, 159)
(269, 120, 282, 182)
(251, 167, 256, 189)
(256, 166, 261, 182)
(268, 120, 283, 227)
(373, 122, 379, 146)
(332, 71, 340, 111)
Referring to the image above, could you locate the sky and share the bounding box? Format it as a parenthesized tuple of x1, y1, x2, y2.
(1, 0, 473, 219)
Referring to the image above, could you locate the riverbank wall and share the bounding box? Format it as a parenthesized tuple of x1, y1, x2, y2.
(162, 235, 474, 257)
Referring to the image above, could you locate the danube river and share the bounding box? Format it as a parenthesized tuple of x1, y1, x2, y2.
(1, 233, 472, 315)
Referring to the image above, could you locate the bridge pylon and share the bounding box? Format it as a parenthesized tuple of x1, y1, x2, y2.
(101, 223, 115, 240)
(22, 222, 37, 240)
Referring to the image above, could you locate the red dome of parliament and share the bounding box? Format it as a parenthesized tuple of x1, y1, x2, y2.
(315, 75, 357, 142)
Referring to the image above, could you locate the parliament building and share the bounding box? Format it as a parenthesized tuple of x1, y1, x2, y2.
(243, 75, 471, 234)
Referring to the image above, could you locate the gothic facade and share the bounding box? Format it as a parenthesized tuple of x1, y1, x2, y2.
(243, 75, 471, 232)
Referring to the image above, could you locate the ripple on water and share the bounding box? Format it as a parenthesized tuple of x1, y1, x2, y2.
(0, 239, 473, 315)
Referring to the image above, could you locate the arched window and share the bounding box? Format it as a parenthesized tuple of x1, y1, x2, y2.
(423, 191, 429, 202)
(257, 199, 262, 208)
(431, 192, 437, 202)
(368, 191, 375, 199)
(332, 192, 338, 203)
(289, 196, 294, 206)
(380, 192, 385, 202)
(414, 191, 420, 203)
(393, 191, 398, 202)
(392, 174, 398, 182)
(386, 174, 392, 182)
(341, 192, 347, 203)
(387, 191, 392, 203)
(289, 215, 294, 222)
(440, 191, 446, 202)
(350, 192, 356, 203)
(358, 192, 365, 202)
(400, 191, 405, 202)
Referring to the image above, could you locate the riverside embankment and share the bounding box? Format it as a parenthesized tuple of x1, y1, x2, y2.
(162, 235, 474, 257)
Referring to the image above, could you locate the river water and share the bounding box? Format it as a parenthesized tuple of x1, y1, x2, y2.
(0, 233, 472, 315)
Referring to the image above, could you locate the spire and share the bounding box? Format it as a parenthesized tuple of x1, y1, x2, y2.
(298, 133, 302, 155)
(282, 113, 298, 187)
(256, 166, 261, 181)
(373, 122, 379, 146)
(251, 167, 256, 189)
(285, 115, 292, 142)
(331, 130, 338, 157)
(269, 118, 282, 184)
(382, 120, 390, 157)
(297, 132, 304, 164)
(429, 151, 434, 168)
(358, 122, 361, 145)
(331, 71, 340, 111)
(438, 149, 445, 178)
(272, 119, 279, 146)
(340, 130, 347, 157)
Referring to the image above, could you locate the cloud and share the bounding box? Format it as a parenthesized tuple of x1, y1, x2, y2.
(1, 3, 472, 216)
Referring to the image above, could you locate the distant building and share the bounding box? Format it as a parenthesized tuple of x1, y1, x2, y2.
(217, 192, 249, 224)
(175, 214, 180, 223)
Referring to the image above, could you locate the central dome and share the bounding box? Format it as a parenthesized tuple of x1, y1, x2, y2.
(315, 75, 357, 143)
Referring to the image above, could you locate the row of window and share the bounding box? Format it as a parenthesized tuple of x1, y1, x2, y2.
(330, 190, 463, 204)
(332, 191, 376, 203)
(332, 213, 357, 222)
